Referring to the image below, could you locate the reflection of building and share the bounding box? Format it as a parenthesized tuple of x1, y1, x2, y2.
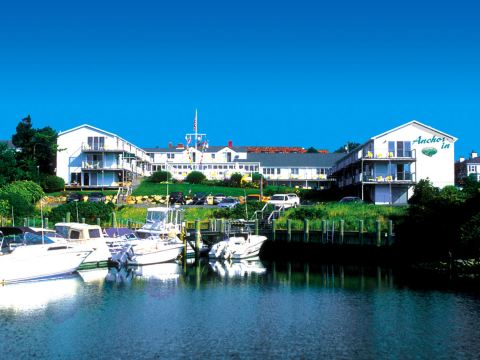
(332, 121, 457, 204)
(455, 151, 480, 185)
(56, 125, 152, 188)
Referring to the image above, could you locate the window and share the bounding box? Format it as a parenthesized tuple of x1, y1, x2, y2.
(88, 229, 101, 238)
(316, 168, 325, 175)
(87, 136, 105, 150)
(211, 154, 216, 159)
(388, 141, 395, 156)
(167, 153, 175, 159)
(395, 141, 411, 157)
(70, 173, 81, 184)
(277, 168, 281, 174)
(469, 165, 477, 173)
(291, 168, 299, 175)
(70, 230, 81, 240)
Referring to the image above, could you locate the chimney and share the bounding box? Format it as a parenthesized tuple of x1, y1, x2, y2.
(471, 151, 478, 159)
(168, 142, 173, 148)
(459, 157, 465, 162)
(176, 143, 184, 150)
(228, 140, 233, 148)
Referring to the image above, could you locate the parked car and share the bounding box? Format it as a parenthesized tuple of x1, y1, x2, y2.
(191, 192, 207, 205)
(339, 196, 364, 203)
(267, 193, 300, 209)
(213, 194, 226, 205)
(66, 192, 83, 203)
(217, 197, 240, 209)
(169, 192, 185, 205)
(87, 192, 106, 203)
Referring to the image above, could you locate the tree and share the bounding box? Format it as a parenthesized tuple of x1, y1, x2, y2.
(306, 147, 318, 153)
(462, 174, 480, 199)
(11, 116, 59, 178)
(0, 143, 19, 186)
(334, 141, 360, 153)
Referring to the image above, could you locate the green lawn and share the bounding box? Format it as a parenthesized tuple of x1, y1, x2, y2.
(132, 182, 261, 197)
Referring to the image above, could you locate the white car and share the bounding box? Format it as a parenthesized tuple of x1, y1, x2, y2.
(267, 193, 300, 209)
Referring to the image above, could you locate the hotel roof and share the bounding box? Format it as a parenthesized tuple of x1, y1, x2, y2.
(240, 153, 344, 167)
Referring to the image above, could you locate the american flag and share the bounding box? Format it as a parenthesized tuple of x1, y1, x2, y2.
(193, 109, 198, 131)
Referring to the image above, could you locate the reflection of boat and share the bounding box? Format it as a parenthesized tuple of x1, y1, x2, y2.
(209, 223, 267, 260)
(0, 275, 80, 311)
(209, 258, 266, 278)
(132, 263, 182, 281)
(55, 223, 111, 268)
(0, 227, 92, 284)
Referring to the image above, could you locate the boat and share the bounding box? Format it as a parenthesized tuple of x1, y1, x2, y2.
(0, 227, 91, 284)
(109, 207, 185, 266)
(54, 222, 112, 269)
(209, 222, 268, 260)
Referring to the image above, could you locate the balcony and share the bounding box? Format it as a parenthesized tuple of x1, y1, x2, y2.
(362, 172, 415, 184)
(362, 150, 416, 161)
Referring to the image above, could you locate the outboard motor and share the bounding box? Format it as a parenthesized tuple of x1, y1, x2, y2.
(108, 244, 135, 268)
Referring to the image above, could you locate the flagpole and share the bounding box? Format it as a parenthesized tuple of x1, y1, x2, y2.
(194, 109, 198, 170)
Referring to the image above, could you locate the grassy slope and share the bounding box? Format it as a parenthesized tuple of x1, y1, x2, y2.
(132, 182, 260, 197)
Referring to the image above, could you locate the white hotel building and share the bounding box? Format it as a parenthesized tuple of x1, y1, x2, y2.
(332, 121, 457, 204)
(56, 120, 457, 205)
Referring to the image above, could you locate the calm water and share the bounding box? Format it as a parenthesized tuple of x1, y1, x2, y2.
(0, 261, 479, 360)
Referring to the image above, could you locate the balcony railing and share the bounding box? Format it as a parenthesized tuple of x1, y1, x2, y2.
(362, 150, 416, 160)
(362, 172, 415, 183)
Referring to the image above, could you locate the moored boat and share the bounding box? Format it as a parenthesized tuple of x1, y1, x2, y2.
(0, 228, 91, 284)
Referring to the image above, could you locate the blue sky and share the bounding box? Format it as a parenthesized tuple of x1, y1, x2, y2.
(0, 0, 479, 156)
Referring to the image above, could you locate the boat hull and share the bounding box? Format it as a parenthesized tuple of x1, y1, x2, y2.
(127, 241, 184, 266)
(0, 245, 91, 284)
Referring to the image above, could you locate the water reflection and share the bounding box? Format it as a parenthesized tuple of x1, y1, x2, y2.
(209, 258, 267, 278)
(0, 276, 81, 312)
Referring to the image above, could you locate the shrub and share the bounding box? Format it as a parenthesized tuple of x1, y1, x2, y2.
(49, 201, 116, 224)
(0, 199, 9, 217)
(41, 175, 65, 193)
(186, 171, 206, 184)
(229, 172, 243, 187)
(148, 170, 172, 183)
(0, 192, 34, 217)
(0, 180, 45, 204)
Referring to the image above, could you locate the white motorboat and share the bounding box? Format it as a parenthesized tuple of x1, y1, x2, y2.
(0, 228, 91, 284)
(117, 239, 184, 266)
(55, 222, 112, 268)
(209, 223, 267, 260)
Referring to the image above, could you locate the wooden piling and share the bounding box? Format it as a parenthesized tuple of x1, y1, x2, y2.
(388, 220, 393, 246)
(195, 219, 201, 257)
(127, 219, 132, 229)
(322, 219, 327, 243)
(255, 219, 259, 236)
(81, 217, 85, 224)
(303, 219, 309, 243)
(111, 212, 117, 228)
(24, 218, 28, 226)
(97, 217, 101, 226)
(44, 217, 48, 229)
(272, 219, 276, 241)
(376, 220, 381, 247)
(66, 212, 71, 223)
(359, 220, 364, 245)
(287, 219, 292, 242)
(340, 219, 345, 244)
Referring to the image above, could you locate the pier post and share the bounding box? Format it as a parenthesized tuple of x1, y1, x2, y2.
(255, 219, 259, 236)
(220, 219, 225, 241)
(287, 219, 292, 242)
(97, 217, 101, 226)
(44, 217, 48, 229)
(66, 212, 71, 223)
(127, 219, 132, 229)
(272, 219, 276, 241)
(388, 220, 393, 246)
(376, 220, 381, 247)
(322, 219, 327, 243)
(24, 217, 28, 226)
(111, 212, 117, 228)
(303, 219, 309, 243)
(195, 219, 201, 258)
(62, 217, 66, 223)
(209, 219, 214, 231)
(340, 219, 345, 244)
(359, 220, 364, 245)
(81, 217, 85, 224)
